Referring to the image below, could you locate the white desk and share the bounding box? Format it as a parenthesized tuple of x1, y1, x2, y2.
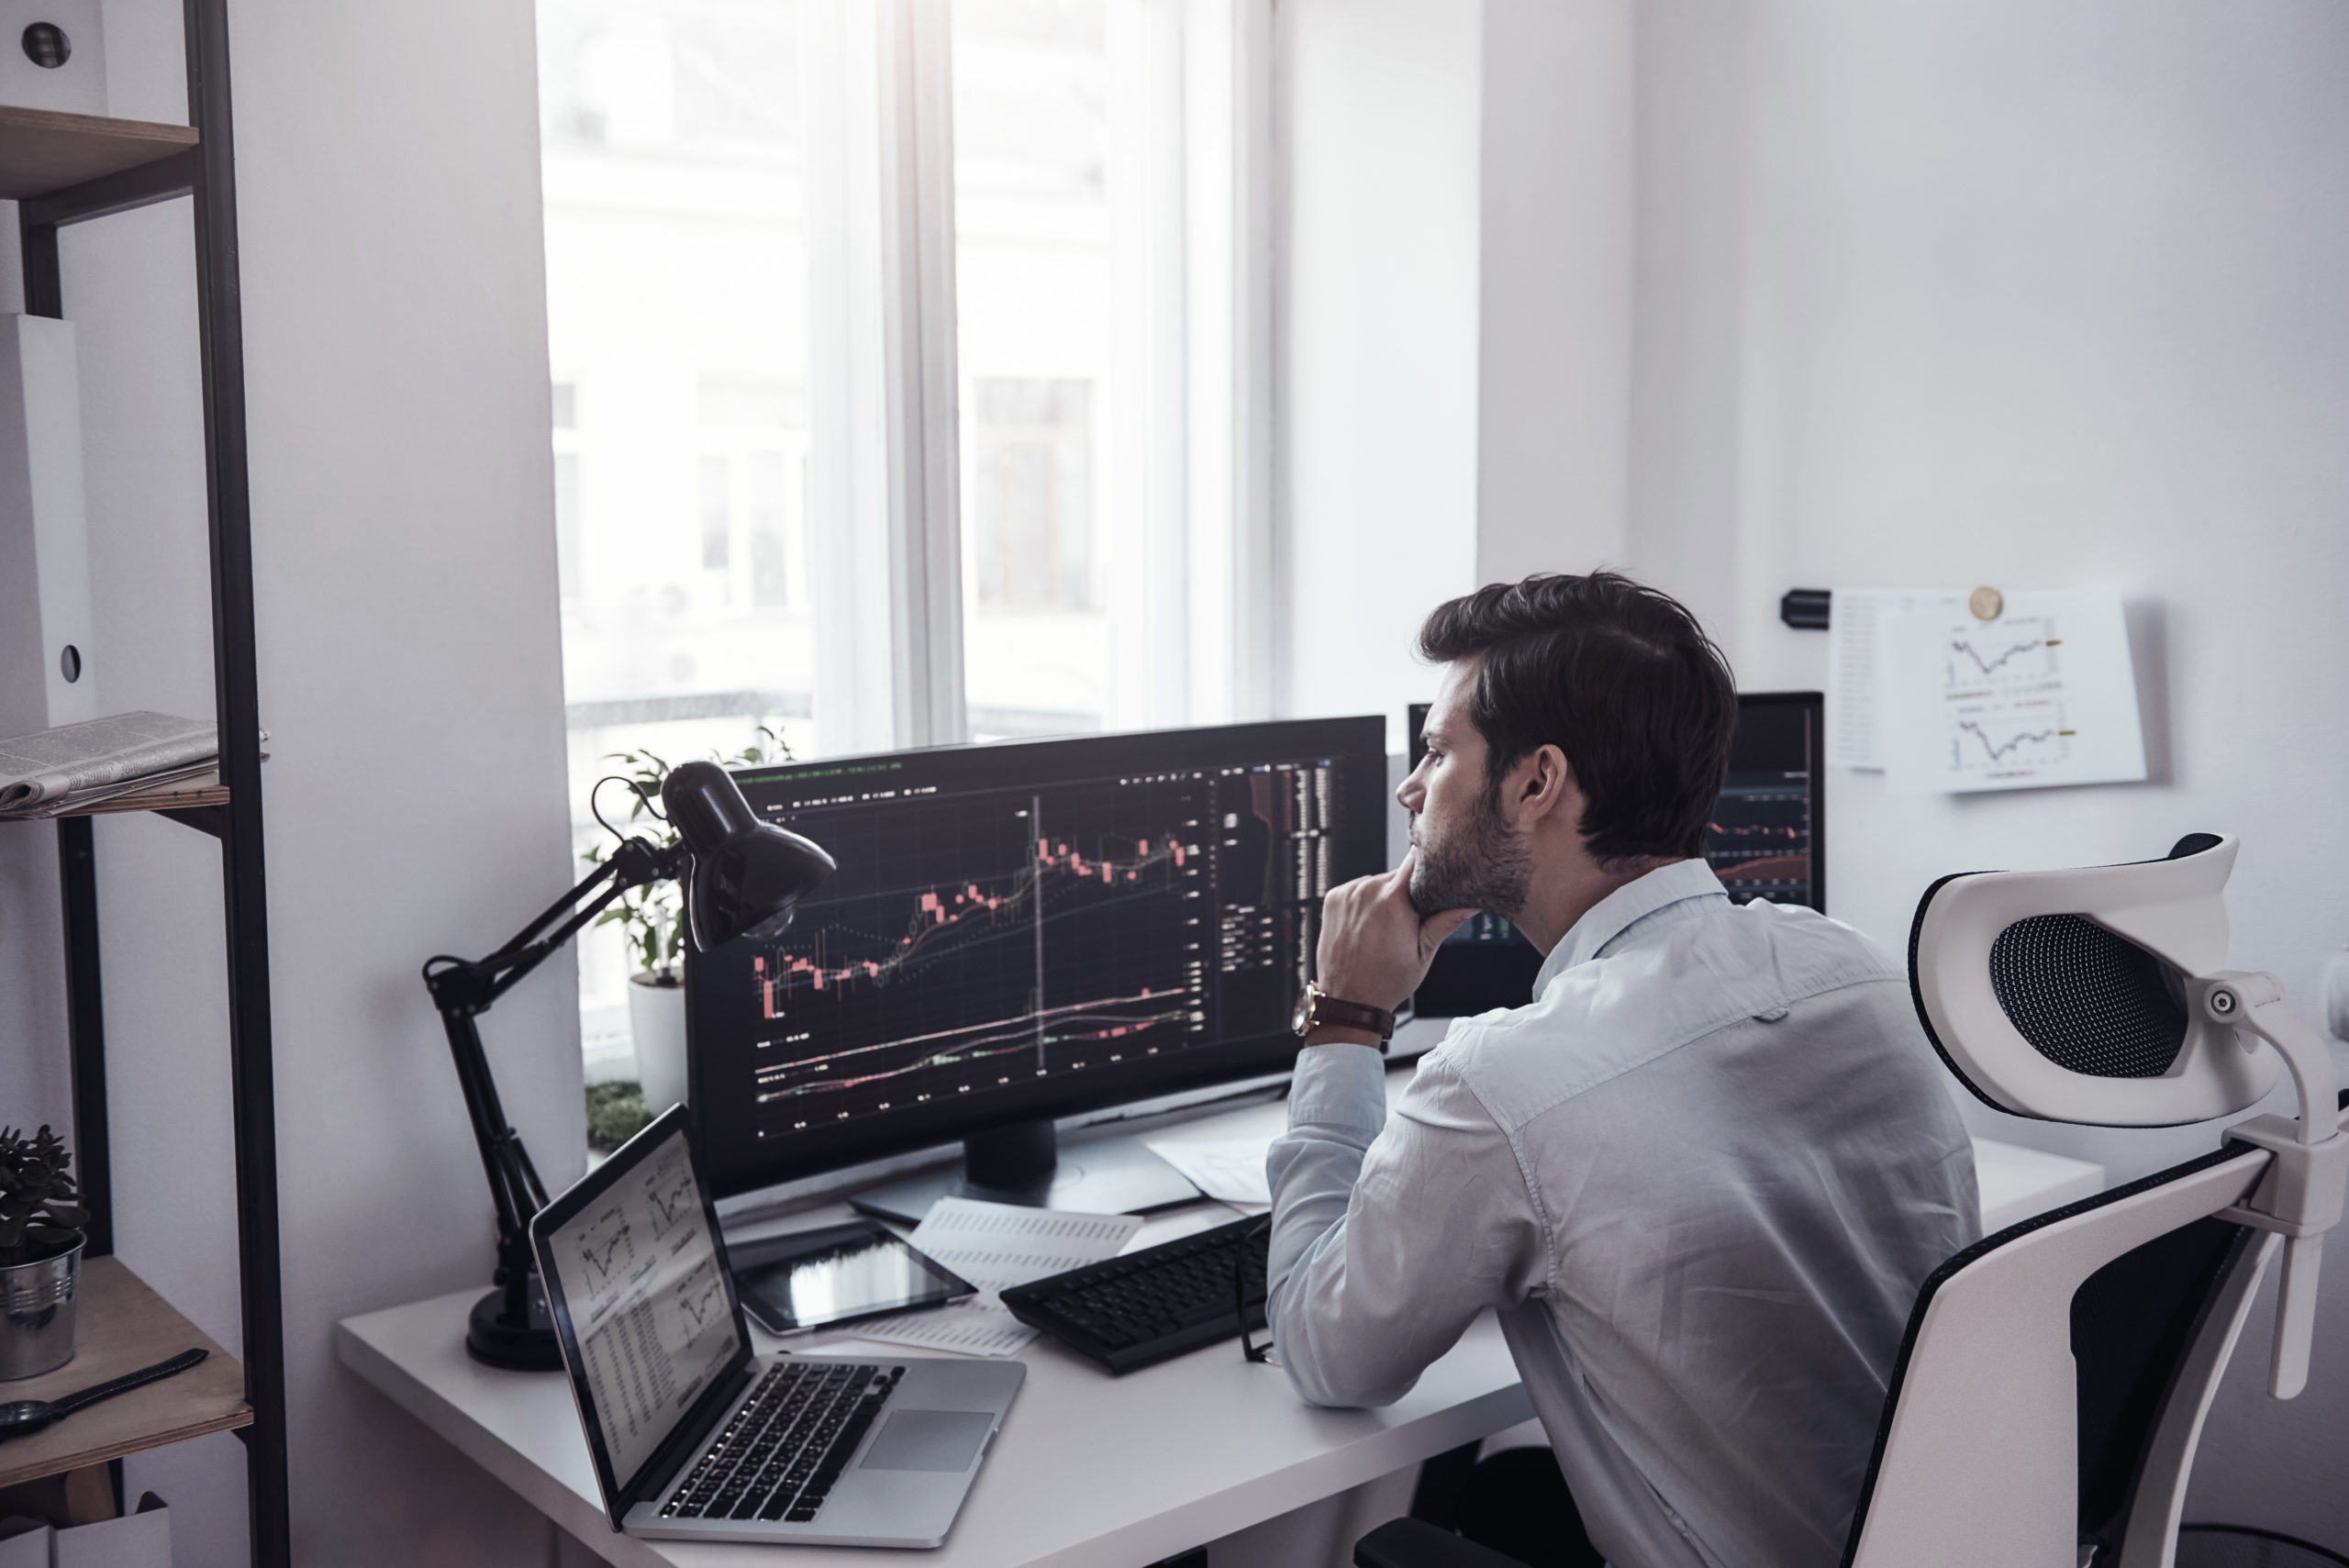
(339, 1059, 1528, 1568)
(336, 1055, 2101, 1568)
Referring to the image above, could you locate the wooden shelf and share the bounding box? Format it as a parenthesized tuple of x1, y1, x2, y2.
(0, 1256, 250, 1488)
(0, 106, 197, 203)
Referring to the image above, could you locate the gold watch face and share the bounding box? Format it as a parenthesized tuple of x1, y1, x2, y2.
(1291, 982, 1321, 1036)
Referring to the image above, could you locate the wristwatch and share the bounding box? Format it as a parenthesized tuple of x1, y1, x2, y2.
(1290, 982, 1396, 1049)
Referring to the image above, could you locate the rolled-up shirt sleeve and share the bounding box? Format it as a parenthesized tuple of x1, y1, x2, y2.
(1264, 1040, 1548, 1408)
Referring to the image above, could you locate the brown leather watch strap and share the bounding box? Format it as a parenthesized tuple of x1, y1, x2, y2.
(1308, 991, 1396, 1041)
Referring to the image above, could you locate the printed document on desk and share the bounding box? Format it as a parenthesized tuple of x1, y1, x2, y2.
(902, 1198, 1142, 1290)
(1883, 589, 2146, 795)
(1143, 1137, 1273, 1210)
(845, 1199, 1141, 1358)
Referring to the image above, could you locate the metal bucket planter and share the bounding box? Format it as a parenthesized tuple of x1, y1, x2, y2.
(0, 1240, 81, 1381)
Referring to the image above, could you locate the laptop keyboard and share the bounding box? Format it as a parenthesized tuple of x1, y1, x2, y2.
(660, 1360, 901, 1524)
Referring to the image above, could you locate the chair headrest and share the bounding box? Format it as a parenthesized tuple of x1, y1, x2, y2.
(1908, 834, 2277, 1126)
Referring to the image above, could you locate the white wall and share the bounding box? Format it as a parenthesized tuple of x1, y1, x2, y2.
(1617, 0, 2349, 1547)
(1474, 0, 1633, 588)
(5, 0, 584, 1562)
(1277, 0, 1650, 722)
(234, 0, 584, 1559)
(1275, 0, 1483, 738)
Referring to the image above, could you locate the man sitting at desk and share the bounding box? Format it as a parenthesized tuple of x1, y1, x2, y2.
(1265, 572, 1976, 1568)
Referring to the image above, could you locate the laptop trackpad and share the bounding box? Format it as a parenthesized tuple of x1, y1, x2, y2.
(859, 1409, 994, 1473)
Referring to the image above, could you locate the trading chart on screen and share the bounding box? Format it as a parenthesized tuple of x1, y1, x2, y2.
(707, 746, 1343, 1149)
(1704, 697, 1819, 908)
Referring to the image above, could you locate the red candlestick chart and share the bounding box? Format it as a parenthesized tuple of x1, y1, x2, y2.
(742, 780, 1217, 1129)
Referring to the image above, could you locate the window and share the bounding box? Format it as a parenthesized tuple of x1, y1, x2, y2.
(952, 0, 1251, 740)
(696, 379, 810, 610)
(973, 378, 1093, 611)
(540, 0, 827, 1075)
(538, 0, 1268, 1084)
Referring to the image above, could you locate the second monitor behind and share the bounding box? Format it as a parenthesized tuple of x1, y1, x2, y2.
(1407, 692, 1825, 1018)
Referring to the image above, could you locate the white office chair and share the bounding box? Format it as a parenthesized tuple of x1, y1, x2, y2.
(1359, 833, 2347, 1568)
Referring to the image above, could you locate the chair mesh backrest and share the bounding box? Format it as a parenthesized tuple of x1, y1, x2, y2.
(1988, 915, 2188, 1078)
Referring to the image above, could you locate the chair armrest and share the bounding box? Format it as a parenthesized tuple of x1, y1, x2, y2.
(1354, 1517, 1530, 1568)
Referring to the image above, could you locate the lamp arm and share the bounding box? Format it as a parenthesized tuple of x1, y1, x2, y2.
(474, 855, 624, 971)
(471, 876, 630, 1010)
(418, 834, 690, 1346)
(428, 837, 687, 1014)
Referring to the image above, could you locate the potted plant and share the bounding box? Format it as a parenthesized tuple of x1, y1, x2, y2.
(0, 1125, 91, 1380)
(587, 726, 792, 1116)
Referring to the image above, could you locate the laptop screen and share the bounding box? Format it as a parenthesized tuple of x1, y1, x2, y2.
(541, 1125, 742, 1487)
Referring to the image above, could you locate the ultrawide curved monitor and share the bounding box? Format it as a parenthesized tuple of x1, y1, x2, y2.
(685, 717, 1388, 1199)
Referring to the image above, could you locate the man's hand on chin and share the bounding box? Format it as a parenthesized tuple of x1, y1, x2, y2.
(1307, 853, 1476, 1048)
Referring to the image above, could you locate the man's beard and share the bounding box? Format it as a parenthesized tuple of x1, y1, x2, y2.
(1408, 784, 1532, 920)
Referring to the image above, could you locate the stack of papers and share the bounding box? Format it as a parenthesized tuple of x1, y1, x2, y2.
(0, 712, 221, 817)
(844, 1198, 1141, 1358)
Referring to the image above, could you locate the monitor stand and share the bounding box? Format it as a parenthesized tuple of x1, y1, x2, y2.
(850, 1118, 1201, 1226)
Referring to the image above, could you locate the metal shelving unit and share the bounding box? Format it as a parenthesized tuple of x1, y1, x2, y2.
(3, 0, 287, 1561)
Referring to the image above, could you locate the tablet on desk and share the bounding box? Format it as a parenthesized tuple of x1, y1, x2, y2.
(728, 1218, 976, 1335)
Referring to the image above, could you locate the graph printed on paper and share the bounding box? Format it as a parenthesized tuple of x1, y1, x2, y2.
(1946, 695, 2076, 775)
(1937, 613, 2076, 777)
(738, 761, 1334, 1135)
(1883, 590, 2144, 795)
(1942, 615, 2063, 690)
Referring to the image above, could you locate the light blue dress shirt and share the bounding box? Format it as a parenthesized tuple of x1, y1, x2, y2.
(1265, 859, 1977, 1568)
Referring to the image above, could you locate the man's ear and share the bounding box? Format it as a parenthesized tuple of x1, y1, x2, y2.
(1509, 745, 1574, 826)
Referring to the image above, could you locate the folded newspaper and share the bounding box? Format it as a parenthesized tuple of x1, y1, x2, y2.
(0, 712, 222, 817)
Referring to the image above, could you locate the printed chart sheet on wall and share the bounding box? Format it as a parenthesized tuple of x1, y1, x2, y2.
(1879, 590, 2147, 795)
(1826, 588, 1967, 770)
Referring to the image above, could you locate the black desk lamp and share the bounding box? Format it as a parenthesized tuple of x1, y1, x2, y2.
(421, 761, 835, 1370)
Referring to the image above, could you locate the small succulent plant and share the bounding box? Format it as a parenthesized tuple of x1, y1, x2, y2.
(0, 1126, 89, 1267)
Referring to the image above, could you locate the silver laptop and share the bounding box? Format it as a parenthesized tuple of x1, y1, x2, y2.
(531, 1105, 1025, 1547)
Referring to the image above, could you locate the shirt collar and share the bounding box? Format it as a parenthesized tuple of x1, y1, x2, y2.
(1532, 858, 1730, 994)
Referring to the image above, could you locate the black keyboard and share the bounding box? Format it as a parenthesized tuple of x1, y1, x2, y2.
(660, 1359, 899, 1523)
(1000, 1215, 1269, 1374)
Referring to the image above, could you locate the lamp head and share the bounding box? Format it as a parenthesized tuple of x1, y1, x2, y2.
(661, 760, 835, 951)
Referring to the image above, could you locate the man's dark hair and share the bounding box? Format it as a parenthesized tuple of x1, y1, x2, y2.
(1418, 571, 1737, 865)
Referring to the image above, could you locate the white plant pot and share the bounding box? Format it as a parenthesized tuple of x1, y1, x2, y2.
(629, 974, 689, 1113)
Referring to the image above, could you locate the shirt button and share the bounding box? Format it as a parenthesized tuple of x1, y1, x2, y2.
(1753, 1005, 1790, 1023)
